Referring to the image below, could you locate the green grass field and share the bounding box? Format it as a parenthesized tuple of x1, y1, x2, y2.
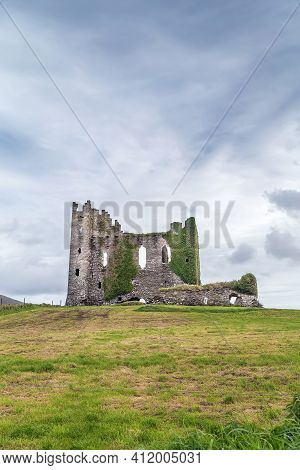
(0, 304, 299, 449)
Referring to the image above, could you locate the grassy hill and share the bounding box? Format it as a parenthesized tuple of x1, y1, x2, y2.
(0, 295, 22, 305)
(0, 303, 299, 449)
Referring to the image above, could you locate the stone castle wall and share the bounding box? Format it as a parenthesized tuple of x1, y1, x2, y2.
(66, 201, 120, 306)
(152, 287, 261, 307)
(129, 234, 184, 301)
(66, 201, 184, 306)
(106, 286, 261, 307)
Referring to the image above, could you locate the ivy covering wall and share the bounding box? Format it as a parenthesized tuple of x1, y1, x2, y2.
(103, 236, 138, 301)
(194, 273, 257, 296)
(164, 217, 200, 285)
(234, 273, 258, 296)
(204, 273, 258, 296)
(159, 273, 258, 297)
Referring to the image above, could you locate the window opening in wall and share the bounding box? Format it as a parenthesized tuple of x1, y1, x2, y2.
(78, 248, 81, 254)
(98, 281, 102, 289)
(103, 251, 108, 267)
(138, 246, 146, 269)
(75, 268, 80, 276)
(162, 245, 169, 263)
(230, 294, 238, 305)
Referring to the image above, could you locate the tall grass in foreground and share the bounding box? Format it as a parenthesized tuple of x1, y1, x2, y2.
(169, 395, 300, 449)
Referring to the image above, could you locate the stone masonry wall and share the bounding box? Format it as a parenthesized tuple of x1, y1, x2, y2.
(66, 202, 185, 306)
(66, 201, 121, 306)
(150, 287, 261, 307)
(108, 233, 184, 303)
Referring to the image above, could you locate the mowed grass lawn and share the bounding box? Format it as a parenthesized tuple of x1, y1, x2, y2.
(0, 304, 299, 449)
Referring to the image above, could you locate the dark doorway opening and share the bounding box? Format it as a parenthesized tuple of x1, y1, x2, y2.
(162, 245, 168, 263)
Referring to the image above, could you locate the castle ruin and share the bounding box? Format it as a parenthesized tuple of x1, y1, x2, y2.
(66, 201, 260, 307)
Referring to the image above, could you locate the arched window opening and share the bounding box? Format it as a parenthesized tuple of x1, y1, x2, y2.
(138, 246, 146, 269)
(75, 268, 80, 277)
(103, 251, 108, 267)
(162, 245, 169, 263)
(98, 281, 102, 289)
(78, 248, 81, 254)
(230, 294, 238, 305)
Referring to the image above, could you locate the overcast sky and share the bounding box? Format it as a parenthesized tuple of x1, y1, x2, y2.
(0, 0, 300, 307)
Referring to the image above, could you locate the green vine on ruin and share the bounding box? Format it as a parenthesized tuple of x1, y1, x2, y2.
(202, 273, 258, 296)
(164, 217, 200, 285)
(103, 235, 138, 301)
(160, 273, 258, 296)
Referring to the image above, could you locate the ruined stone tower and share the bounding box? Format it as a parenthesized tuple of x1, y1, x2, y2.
(66, 201, 200, 306)
(66, 201, 260, 307)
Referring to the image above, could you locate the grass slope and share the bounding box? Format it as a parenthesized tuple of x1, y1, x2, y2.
(0, 295, 22, 305)
(0, 304, 299, 449)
